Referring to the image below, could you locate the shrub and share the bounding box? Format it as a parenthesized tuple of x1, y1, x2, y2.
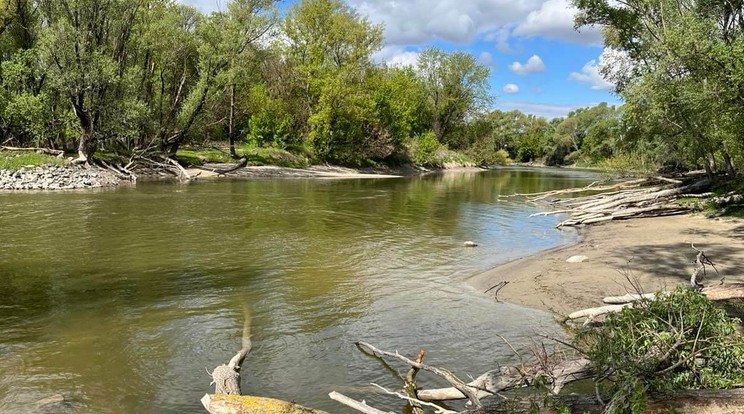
(576, 287, 744, 414)
(408, 132, 443, 166)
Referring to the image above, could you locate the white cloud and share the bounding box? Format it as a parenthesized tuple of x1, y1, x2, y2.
(509, 55, 546, 75)
(182, 0, 603, 48)
(375, 45, 420, 67)
(178, 0, 222, 12)
(497, 101, 588, 119)
(568, 49, 618, 91)
(513, 0, 603, 45)
(477, 52, 495, 68)
(503, 84, 520, 94)
(349, 0, 542, 45)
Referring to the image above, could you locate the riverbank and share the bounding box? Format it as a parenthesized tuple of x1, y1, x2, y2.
(0, 161, 485, 191)
(184, 163, 458, 179)
(0, 164, 122, 190)
(469, 214, 744, 316)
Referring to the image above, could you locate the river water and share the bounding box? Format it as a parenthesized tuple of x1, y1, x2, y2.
(0, 167, 600, 413)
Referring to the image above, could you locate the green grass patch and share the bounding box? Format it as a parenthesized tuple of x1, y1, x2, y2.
(175, 147, 232, 166)
(176, 144, 310, 168)
(0, 152, 65, 171)
(236, 144, 310, 168)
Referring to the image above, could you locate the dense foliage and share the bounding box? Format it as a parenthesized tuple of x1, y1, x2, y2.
(573, 0, 744, 178)
(577, 288, 744, 413)
(3, 0, 743, 173)
(0, 0, 494, 166)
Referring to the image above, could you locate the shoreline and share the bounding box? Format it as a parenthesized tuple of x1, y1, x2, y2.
(468, 214, 744, 317)
(0, 163, 487, 191)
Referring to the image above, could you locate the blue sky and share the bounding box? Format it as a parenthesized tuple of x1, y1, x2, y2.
(179, 0, 622, 118)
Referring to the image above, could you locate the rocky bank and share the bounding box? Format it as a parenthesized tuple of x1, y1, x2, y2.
(0, 164, 122, 190)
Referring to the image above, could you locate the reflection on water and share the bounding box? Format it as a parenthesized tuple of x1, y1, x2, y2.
(0, 167, 600, 413)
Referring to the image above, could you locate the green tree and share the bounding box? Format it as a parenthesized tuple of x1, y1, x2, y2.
(574, 0, 744, 176)
(417, 48, 492, 148)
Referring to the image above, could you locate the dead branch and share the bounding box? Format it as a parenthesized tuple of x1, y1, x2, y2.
(404, 349, 426, 414)
(165, 157, 192, 181)
(484, 282, 509, 303)
(356, 341, 483, 407)
(206, 307, 252, 396)
(370, 384, 457, 414)
(328, 391, 393, 414)
(192, 157, 248, 175)
(416, 357, 593, 402)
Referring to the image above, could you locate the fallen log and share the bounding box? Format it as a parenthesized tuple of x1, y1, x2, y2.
(416, 358, 594, 402)
(201, 394, 329, 414)
(462, 388, 744, 414)
(194, 157, 249, 175)
(356, 341, 483, 407)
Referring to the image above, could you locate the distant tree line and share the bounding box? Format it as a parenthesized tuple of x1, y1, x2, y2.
(0, 0, 491, 166)
(2, 0, 742, 173)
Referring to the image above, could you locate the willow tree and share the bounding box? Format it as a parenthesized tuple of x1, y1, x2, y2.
(416, 48, 492, 148)
(574, 0, 744, 175)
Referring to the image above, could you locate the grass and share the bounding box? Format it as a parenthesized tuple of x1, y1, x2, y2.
(176, 144, 310, 169)
(0, 152, 66, 171)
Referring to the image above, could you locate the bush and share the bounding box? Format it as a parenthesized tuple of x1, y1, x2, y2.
(468, 140, 511, 166)
(598, 152, 661, 178)
(408, 132, 443, 166)
(576, 287, 744, 414)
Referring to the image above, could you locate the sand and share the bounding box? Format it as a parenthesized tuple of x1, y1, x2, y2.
(185, 165, 485, 180)
(469, 214, 744, 317)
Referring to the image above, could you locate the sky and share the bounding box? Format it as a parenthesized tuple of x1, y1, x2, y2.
(178, 0, 622, 118)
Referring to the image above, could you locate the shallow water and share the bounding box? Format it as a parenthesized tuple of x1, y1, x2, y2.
(0, 167, 600, 413)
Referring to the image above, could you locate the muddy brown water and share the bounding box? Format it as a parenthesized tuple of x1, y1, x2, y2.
(0, 167, 601, 413)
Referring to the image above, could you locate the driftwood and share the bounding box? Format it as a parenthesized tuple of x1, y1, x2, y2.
(570, 284, 744, 322)
(524, 178, 711, 228)
(201, 394, 329, 414)
(329, 392, 393, 414)
(463, 389, 744, 414)
(416, 358, 593, 402)
(356, 341, 484, 407)
(353, 342, 593, 405)
(193, 157, 249, 175)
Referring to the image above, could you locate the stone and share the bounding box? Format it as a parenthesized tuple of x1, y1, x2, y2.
(566, 255, 589, 263)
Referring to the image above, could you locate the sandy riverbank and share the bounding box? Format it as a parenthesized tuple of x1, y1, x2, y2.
(186, 164, 484, 179)
(469, 214, 744, 316)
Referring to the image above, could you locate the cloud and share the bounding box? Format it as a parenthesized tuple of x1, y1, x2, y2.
(181, 0, 603, 48)
(477, 52, 495, 68)
(375, 45, 420, 67)
(348, 0, 543, 45)
(513, 0, 603, 45)
(177, 0, 222, 12)
(568, 51, 616, 91)
(503, 84, 520, 94)
(496, 101, 587, 119)
(509, 55, 545, 75)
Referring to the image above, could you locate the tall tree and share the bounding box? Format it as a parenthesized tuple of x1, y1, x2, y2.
(416, 48, 492, 148)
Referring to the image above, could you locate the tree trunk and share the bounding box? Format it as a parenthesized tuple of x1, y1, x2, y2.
(723, 149, 736, 177)
(229, 83, 238, 159)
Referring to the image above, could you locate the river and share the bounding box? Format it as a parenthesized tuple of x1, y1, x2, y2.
(0, 167, 600, 413)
